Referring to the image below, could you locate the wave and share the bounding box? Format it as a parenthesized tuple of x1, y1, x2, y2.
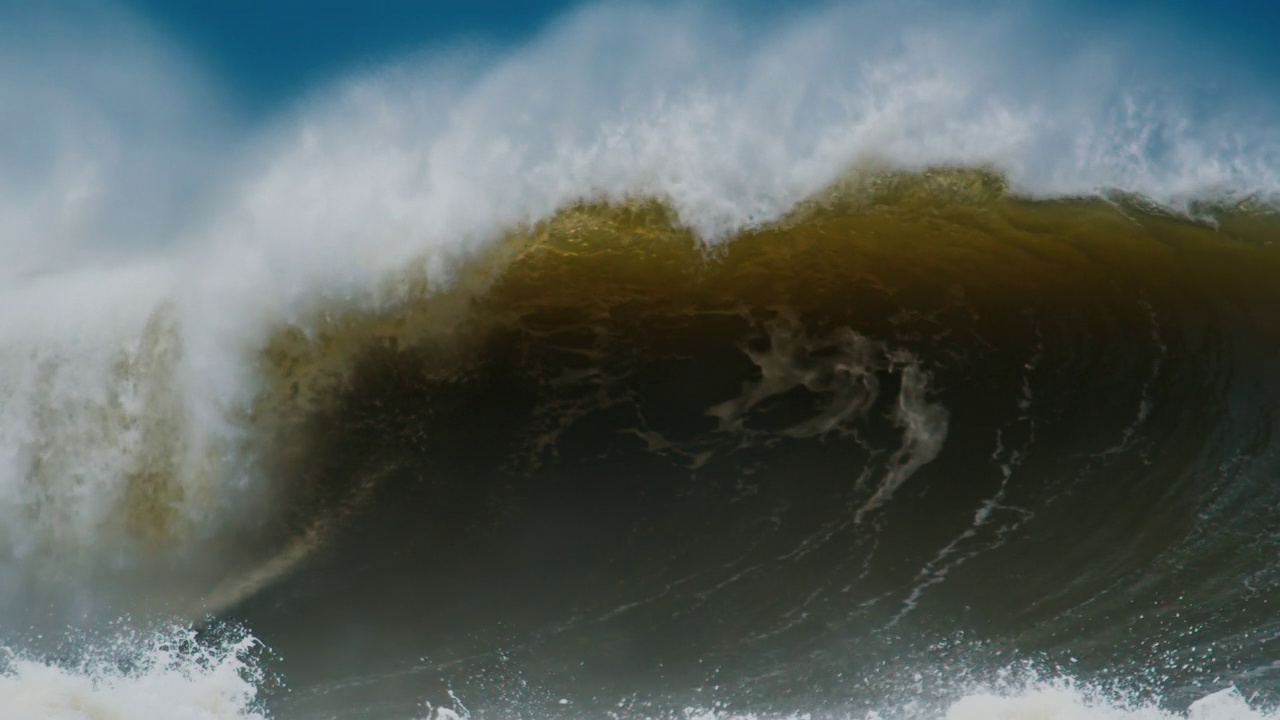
(229, 182, 1280, 703)
(3, 1, 1280, 717)
(5, 162, 1278, 625)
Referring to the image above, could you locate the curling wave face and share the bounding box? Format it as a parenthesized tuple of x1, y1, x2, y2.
(216, 181, 1279, 718)
(2, 1, 1280, 718)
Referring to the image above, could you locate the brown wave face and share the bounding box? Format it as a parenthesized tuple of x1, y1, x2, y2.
(234, 169, 1280, 719)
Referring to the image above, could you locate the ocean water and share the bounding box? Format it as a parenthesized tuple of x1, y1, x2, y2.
(2, 1, 1280, 719)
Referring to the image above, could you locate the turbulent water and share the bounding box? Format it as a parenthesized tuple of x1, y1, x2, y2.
(3, 2, 1280, 719)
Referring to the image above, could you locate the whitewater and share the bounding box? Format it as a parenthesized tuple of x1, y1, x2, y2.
(2, 1, 1280, 718)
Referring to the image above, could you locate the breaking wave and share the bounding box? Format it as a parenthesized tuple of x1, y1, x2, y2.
(2, 1, 1280, 718)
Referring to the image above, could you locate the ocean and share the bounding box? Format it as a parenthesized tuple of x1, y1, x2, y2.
(2, 2, 1280, 719)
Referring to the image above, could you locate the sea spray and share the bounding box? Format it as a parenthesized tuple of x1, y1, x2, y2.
(0, 625, 267, 720)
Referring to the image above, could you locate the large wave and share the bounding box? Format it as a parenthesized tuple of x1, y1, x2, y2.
(2, 1, 1280, 717)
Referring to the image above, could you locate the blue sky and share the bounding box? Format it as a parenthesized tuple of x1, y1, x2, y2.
(120, 0, 578, 111)
(3, 0, 1277, 110)
(0, 0, 1246, 117)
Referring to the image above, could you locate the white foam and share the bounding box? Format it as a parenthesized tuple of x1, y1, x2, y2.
(410, 684, 1279, 720)
(2, 0, 1279, 619)
(4, 632, 1272, 720)
(662, 685, 1276, 720)
(0, 630, 266, 720)
(940, 685, 1274, 720)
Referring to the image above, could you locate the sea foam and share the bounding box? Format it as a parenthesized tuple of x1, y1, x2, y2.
(1, 630, 1274, 720)
(0, 629, 266, 720)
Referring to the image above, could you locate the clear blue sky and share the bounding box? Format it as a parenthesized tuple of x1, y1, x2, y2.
(2, 0, 1270, 118)
(112, 0, 1279, 115)
(121, 1, 581, 111)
